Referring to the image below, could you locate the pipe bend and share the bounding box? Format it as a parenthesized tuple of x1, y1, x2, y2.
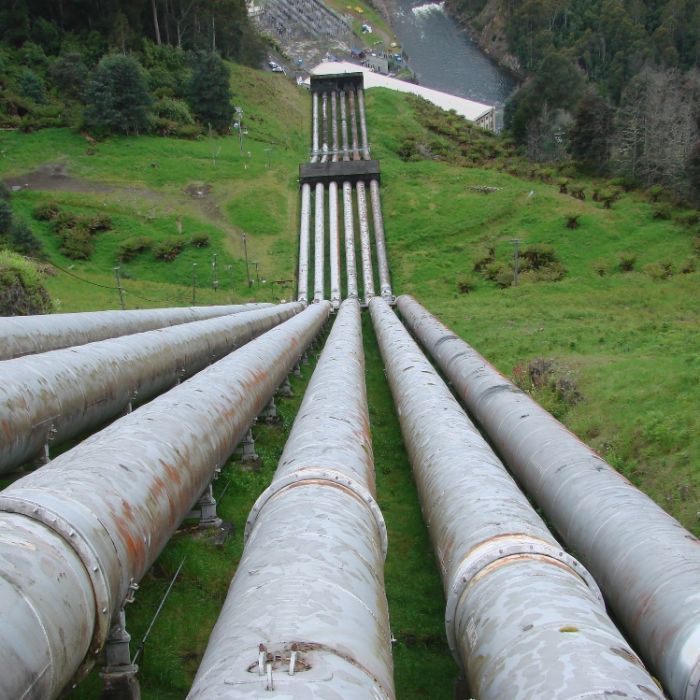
(244, 467, 388, 559)
(444, 535, 602, 659)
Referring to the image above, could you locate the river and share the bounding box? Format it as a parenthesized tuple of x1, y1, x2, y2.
(388, 0, 516, 125)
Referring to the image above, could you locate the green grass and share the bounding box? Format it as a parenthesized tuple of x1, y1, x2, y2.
(1, 67, 699, 699)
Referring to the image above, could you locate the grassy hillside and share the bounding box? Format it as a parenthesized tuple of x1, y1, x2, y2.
(1, 63, 698, 699)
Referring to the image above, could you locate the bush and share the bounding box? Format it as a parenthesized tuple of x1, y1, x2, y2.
(675, 211, 700, 227)
(566, 214, 580, 229)
(0, 200, 12, 236)
(644, 261, 674, 280)
(50, 210, 79, 233)
(190, 232, 210, 248)
(32, 202, 60, 221)
(153, 97, 194, 125)
(592, 259, 610, 276)
(58, 225, 93, 260)
(50, 52, 89, 101)
(456, 275, 476, 293)
(472, 246, 495, 272)
(8, 219, 43, 256)
(680, 256, 696, 274)
(86, 214, 112, 232)
(0, 250, 53, 315)
(18, 69, 47, 104)
(652, 204, 672, 220)
(485, 261, 513, 288)
(118, 236, 152, 262)
(186, 52, 233, 133)
(522, 243, 557, 270)
(154, 237, 185, 261)
(618, 252, 637, 272)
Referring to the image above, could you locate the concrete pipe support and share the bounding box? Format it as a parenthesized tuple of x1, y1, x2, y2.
(370, 297, 662, 700)
(369, 179, 393, 300)
(188, 299, 394, 699)
(0, 302, 330, 700)
(313, 182, 325, 302)
(343, 181, 359, 298)
(297, 182, 311, 303)
(0, 303, 302, 474)
(0, 304, 271, 361)
(397, 293, 700, 700)
(356, 181, 375, 301)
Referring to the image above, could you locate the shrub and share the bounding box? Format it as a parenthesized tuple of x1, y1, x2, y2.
(644, 261, 674, 280)
(117, 236, 152, 262)
(647, 184, 664, 202)
(0, 200, 12, 236)
(566, 214, 580, 229)
(522, 243, 557, 270)
(190, 232, 210, 248)
(675, 211, 700, 227)
(618, 252, 637, 272)
(456, 275, 476, 293)
(558, 178, 570, 194)
(153, 97, 194, 125)
(680, 256, 696, 274)
(18, 69, 47, 104)
(50, 52, 89, 101)
(0, 250, 53, 315)
(652, 204, 672, 220)
(86, 214, 112, 232)
(472, 246, 495, 272)
(592, 259, 610, 276)
(154, 237, 185, 261)
(32, 202, 60, 221)
(58, 225, 93, 260)
(484, 262, 513, 288)
(8, 219, 43, 256)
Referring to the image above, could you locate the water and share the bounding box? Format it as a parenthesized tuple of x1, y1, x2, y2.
(390, 0, 516, 123)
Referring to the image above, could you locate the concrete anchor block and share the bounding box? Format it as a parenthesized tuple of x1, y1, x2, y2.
(259, 397, 280, 425)
(277, 377, 294, 398)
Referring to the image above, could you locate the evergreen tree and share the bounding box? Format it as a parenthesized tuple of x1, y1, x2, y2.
(570, 93, 614, 174)
(186, 51, 233, 133)
(84, 54, 152, 135)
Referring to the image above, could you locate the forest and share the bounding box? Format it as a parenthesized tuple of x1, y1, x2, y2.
(448, 0, 700, 200)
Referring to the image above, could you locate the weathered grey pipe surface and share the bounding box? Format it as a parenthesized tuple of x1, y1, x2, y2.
(357, 87, 370, 160)
(311, 91, 319, 162)
(329, 181, 341, 308)
(0, 303, 330, 700)
(313, 182, 325, 301)
(0, 303, 302, 474)
(370, 297, 662, 700)
(369, 178, 392, 300)
(348, 89, 360, 160)
(356, 180, 375, 300)
(331, 89, 339, 162)
(397, 294, 700, 700)
(340, 89, 349, 161)
(343, 181, 359, 298)
(0, 304, 270, 361)
(297, 182, 311, 303)
(188, 299, 394, 700)
(321, 91, 328, 162)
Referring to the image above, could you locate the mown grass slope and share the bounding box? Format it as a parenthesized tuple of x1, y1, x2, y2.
(0, 65, 697, 699)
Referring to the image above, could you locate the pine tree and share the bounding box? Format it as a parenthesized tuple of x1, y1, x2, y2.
(186, 51, 234, 133)
(84, 54, 152, 135)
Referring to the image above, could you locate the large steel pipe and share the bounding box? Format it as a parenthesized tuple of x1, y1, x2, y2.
(397, 294, 700, 700)
(370, 297, 662, 699)
(356, 181, 375, 301)
(329, 181, 341, 308)
(297, 182, 311, 303)
(348, 89, 361, 160)
(321, 91, 328, 162)
(330, 89, 339, 162)
(188, 299, 394, 700)
(357, 87, 370, 159)
(343, 181, 359, 298)
(0, 304, 270, 361)
(313, 182, 325, 302)
(311, 91, 319, 162)
(0, 303, 302, 474)
(0, 303, 330, 700)
(340, 89, 350, 162)
(369, 178, 393, 300)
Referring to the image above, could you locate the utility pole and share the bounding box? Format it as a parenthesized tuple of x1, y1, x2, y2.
(212, 253, 218, 292)
(191, 262, 197, 305)
(510, 238, 521, 287)
(253, 261, 260, 285)
(235, 107, 244, 155)
(242, 234, 252, 287)
(113, 266, 126, 310)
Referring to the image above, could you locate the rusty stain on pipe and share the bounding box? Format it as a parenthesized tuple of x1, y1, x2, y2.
(370, 297, 662, 699)
(397, 293, 700, 700)
(188, 299, 394, 699)
(0, 303, 303, 474)
(0, 302, 330, 700)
